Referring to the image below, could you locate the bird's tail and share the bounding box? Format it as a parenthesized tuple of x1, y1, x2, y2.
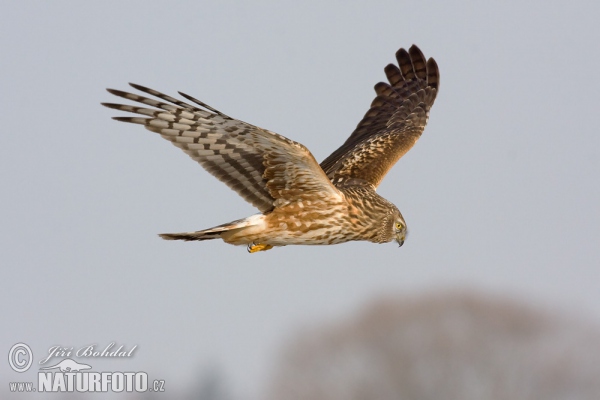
(159, 229, 227, 241)
(159, 215, 263, 242)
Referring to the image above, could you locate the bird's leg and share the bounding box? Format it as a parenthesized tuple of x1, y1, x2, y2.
(247, 243, 274, 253)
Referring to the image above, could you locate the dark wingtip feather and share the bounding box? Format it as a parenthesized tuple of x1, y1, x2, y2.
(408, 44, 423, 56)
(129, 82, 149, 92)
(384, 63, 404, 87)
(178, 91, 222, 115)
(373, 82, 391, 96)
(106, 88, 128, 97)
(101, 102, 124, 110)
(395, 48, 415, 80)
(111, 116, 146, 124)
(426, 58, 440, 90)
(408, 45, 427, 80)
(128, 83, 167, 98)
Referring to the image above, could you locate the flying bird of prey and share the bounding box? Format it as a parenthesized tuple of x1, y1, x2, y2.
(103, 45, 439, 253)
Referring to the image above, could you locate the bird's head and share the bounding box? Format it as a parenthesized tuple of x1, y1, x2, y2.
(377, 207, 407, 246)
(392, 211, 407, 247)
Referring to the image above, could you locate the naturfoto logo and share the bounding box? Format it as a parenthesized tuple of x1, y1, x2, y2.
(8, 342, 165, 394)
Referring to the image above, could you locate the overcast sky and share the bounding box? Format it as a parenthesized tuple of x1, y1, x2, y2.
(2, 1, 599, 398)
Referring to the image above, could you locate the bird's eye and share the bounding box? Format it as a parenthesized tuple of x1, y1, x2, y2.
(396, 222, 403, 230)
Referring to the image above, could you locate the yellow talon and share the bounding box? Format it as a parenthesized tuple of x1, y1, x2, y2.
(247, 243, 274, 253)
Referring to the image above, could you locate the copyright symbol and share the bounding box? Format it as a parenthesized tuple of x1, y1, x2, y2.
(8, 343, 33, 373)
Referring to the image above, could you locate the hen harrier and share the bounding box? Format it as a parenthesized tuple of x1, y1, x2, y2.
(103, 45, 439, 253)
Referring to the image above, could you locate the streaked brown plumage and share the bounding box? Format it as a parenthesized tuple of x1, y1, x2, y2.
(102, 45, 439, 252)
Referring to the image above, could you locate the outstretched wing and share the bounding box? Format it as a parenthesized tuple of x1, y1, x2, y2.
(103, 84, 341, 213)
(320, 45, 439, 188)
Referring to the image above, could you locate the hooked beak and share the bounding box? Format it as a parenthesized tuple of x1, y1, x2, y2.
(396, 234, 405, 248)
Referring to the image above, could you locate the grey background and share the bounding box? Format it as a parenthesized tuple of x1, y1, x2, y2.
(1, 1, 598, 398)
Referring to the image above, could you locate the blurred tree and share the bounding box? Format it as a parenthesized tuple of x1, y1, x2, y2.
(266, 292, 600, 400)
(189, 367, 233, 400)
